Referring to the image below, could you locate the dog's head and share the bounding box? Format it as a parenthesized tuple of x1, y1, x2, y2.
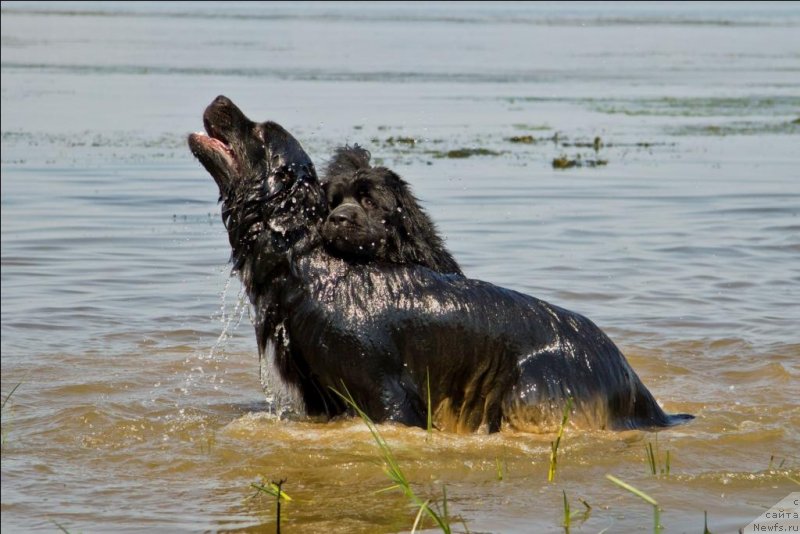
(189, 96, 325, 271)
(321, 146, 462, 274)
(188, 95, 317, 199)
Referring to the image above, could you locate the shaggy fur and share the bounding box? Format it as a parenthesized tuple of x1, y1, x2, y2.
(189, 96, 693, 433)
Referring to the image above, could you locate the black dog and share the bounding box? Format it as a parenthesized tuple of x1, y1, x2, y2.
(189, 96, 693, 432)
(321, 145, 462, 275)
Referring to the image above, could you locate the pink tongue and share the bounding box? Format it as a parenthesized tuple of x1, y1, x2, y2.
(191, 133, 232, 154)
(208, 137, 228, 150)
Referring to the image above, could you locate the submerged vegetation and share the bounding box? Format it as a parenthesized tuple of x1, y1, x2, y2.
(348, 96, 799, 173)
(552, 154, 609, 169)
(586, 95, 800, 118)
(359, 127, 690, 169)
(434, 147, 503, 159)
(667, 118, 800, 136)
(507, 134, 538, 144)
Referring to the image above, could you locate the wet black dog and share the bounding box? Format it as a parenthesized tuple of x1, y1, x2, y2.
(321, 146, 462, 275)
(189, 96, 693, 432)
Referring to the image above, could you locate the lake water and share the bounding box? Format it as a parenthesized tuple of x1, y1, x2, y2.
(1, 2, 799, 532)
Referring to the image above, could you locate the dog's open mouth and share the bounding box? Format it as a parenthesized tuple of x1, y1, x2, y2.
(188, 127, 238, 184)
(189, 131, 234, 160)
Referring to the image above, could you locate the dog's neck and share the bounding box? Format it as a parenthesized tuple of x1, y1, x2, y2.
(218, 165, 326, 352)
(220, 165, 323, 274)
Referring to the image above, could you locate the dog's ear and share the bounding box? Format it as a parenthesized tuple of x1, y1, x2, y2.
(325, 145, 372, 177)
(383, 171, 462, 275)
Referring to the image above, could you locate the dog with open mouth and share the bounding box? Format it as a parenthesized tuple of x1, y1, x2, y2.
(189, 96, 693, 432)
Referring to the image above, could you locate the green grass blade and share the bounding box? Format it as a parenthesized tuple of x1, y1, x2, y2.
(426, 368, 433, 438)
(575, 498, 593, 523)
(2, 382, 21, 412)
(250, 482, 292, 501)
(271, 483, 292, 502)
(411, 499, 431, 533)
(605, 474, 658, 506)
(330, 385, 411, 489)
(606, 474, 661, 532)
(330, 384, 453, 533)
(646, 442, 656, 475)
(50, 520, 71, 534)
(442, 485, 449, 530)
(548, 397, 572, 482)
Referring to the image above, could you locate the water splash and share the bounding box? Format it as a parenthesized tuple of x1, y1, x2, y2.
(207, 275, 249, 362)
(181, 272, 250, 398)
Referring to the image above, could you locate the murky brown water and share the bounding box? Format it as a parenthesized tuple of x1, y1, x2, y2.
(2, 2, 799, 532)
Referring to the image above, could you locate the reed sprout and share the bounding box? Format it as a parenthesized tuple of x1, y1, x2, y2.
(703, 510, 712, 534)
(645, 436, 670, 476)
(496, 457, 506, 481)
(548, 398, 572, 482)
(562, 490, 592, 530)
(767, 454, 786, 470)
(251, 478, 291, 534)
(426, 368, 433, 439)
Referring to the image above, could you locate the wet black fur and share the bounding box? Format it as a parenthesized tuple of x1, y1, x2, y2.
(189, 96, 693, 432)
(321, 146, 462, 275)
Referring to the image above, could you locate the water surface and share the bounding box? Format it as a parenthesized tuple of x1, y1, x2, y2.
(2, 2, 799, 532)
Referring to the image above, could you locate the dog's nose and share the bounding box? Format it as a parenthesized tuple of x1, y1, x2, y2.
(329, 211, 353, 225)
(328, 204, 359, 226)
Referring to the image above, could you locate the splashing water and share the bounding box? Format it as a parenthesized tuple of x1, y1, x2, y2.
(208, 274, 249, 362)
(181, 272, 250, 397)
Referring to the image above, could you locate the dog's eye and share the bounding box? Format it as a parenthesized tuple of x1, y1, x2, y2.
(361, 197, 375, 209)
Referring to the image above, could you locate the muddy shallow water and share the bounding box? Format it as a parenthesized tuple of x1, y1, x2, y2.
(2, 2, 799, 532)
